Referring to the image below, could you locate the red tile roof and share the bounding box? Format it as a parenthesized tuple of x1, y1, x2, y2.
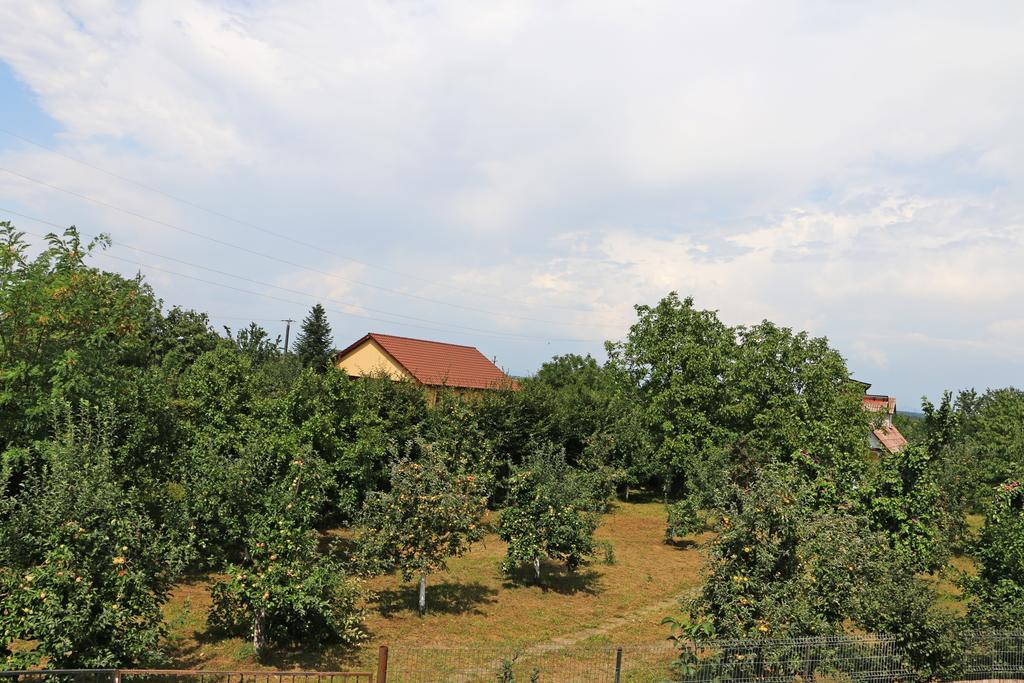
(873, 425, 909, 453)
(863, 394, 897, 413)
(336, 333, 512, 390)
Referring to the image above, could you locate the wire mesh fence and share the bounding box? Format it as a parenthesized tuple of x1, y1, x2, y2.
(0, 672, 374, 683)
(961, 631, 1024, 681)
(0, 671, 118, 683)
(379, 643, 677, 682)
(2, 632, 1022, 682)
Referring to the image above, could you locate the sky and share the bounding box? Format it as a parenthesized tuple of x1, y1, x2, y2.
(1, 0, 1022, 405)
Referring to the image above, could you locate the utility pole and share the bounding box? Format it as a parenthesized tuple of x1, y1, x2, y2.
(282, 319, 295, 353)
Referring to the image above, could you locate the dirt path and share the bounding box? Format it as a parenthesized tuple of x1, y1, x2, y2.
(448, 592, 685, 680)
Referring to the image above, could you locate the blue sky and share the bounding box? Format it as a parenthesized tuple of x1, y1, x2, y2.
(1, 1, 1023, 406)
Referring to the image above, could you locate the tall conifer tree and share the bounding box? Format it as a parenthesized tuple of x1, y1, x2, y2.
(293, 303, 334, 372)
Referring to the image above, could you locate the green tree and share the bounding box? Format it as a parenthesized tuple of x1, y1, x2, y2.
(224, 322, 281, 365)
(962, 480, 1024, 630)
(356, 447, 487, 614)
(423, 389, 500, 488)
(606, 293, 735, 501)
(0, 224, 163, 449)
(0, 411, 175, 668)
(208, 491, 365, 656)
(681, 464, 887, 639)
(922, 390, 963, 458)
(963, 389, 1024, 499)
(293, 304, 334, 372)
(174, 347, 331, 565)
(722, 321, 867, 494)
(498, 446, 603, 581)
(665, 497, 702, 543)
(861, 444, 949, 573)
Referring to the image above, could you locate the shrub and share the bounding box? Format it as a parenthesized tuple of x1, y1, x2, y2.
(665, 498, 702, 542)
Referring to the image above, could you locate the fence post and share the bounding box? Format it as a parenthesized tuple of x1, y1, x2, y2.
(614, 647, 623, 683)
(113, 670, 122, 683)
(377, 644, 389, 683)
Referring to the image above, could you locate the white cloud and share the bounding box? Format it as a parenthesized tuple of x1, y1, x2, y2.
(0, 1, 1023, 397)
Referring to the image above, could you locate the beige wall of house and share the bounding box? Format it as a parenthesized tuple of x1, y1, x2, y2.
(334, 339, 413, 381)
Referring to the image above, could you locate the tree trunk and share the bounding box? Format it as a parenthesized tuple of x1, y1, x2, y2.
(534, 556, 541, 581)
(624, 485, 630, 501)
(252, 607, 266, 655)
(418, 574, 427, 615)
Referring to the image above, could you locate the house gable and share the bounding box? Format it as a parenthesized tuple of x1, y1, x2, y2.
(334, 336, 415, 382)
(333, 332, 512, 391)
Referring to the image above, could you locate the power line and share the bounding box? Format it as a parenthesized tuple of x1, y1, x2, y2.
(3, 207, 601, 342)
(0, 126, 595, 314)
(7, 211, 602, 344)
(98, 251, 594, 343)
(0, 166, 611, 330)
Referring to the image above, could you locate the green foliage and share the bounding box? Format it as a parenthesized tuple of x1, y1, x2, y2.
(665, 498, 702, 542)
(225, 322, 281, 365)
(0, 412, 174, 668)
(3, 222, 1020, 666)
(607, 293, 866, 505)
(607, 293, 734, 499)
(922, 390, 964, 458)
(723, 321, 867, 491)
(856, 573, 967, 682)
(687, 464, 888, 639)
(0, 224, 163, 448)
(921, 388, 1024, 509)
(424, 389, 500, 490)
(962, 480, 1024, 629)
(861, 444, 949, 573)
(293, 304, 334, 372)
(498, 446, 602, 579)
(208, 511, 366, 655)
(356, 446, 487, 611)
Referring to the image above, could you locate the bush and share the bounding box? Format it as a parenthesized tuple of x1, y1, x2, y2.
(665, 498, 702, 542)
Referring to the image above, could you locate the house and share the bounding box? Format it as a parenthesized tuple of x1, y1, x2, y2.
(332, 332, 515, 401)
(861, 387, 909, 454)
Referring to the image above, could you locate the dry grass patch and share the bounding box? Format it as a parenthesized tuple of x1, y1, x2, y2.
(161, 499, 707, 670)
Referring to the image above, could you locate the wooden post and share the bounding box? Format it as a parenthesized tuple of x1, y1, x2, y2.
(113, 670, 122, 683)
(614, 647, 623, 683)
(377, 644, 389, 683)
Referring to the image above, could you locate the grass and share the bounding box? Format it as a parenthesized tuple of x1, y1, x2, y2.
(161, 499, 710, 672)
(160, 501, 983, 679)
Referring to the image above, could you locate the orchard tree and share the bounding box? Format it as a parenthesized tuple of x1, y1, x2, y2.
(861, 444, 949, 573)
(423, 389, 499, 486)
(356, 446, 487, 614)
(498, 446, 603, 582)
(0, 411, 175, 668)
(293, 303, 334, 372)
(209, 509, 365, 656)
(962, 480, 1024, 630)
(665, 497, 702, 543)
(681, 464, 887, 639)
(224, 322, 281, 366)
(0, 223, 163, 449)
(723, 320, 867, 488)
